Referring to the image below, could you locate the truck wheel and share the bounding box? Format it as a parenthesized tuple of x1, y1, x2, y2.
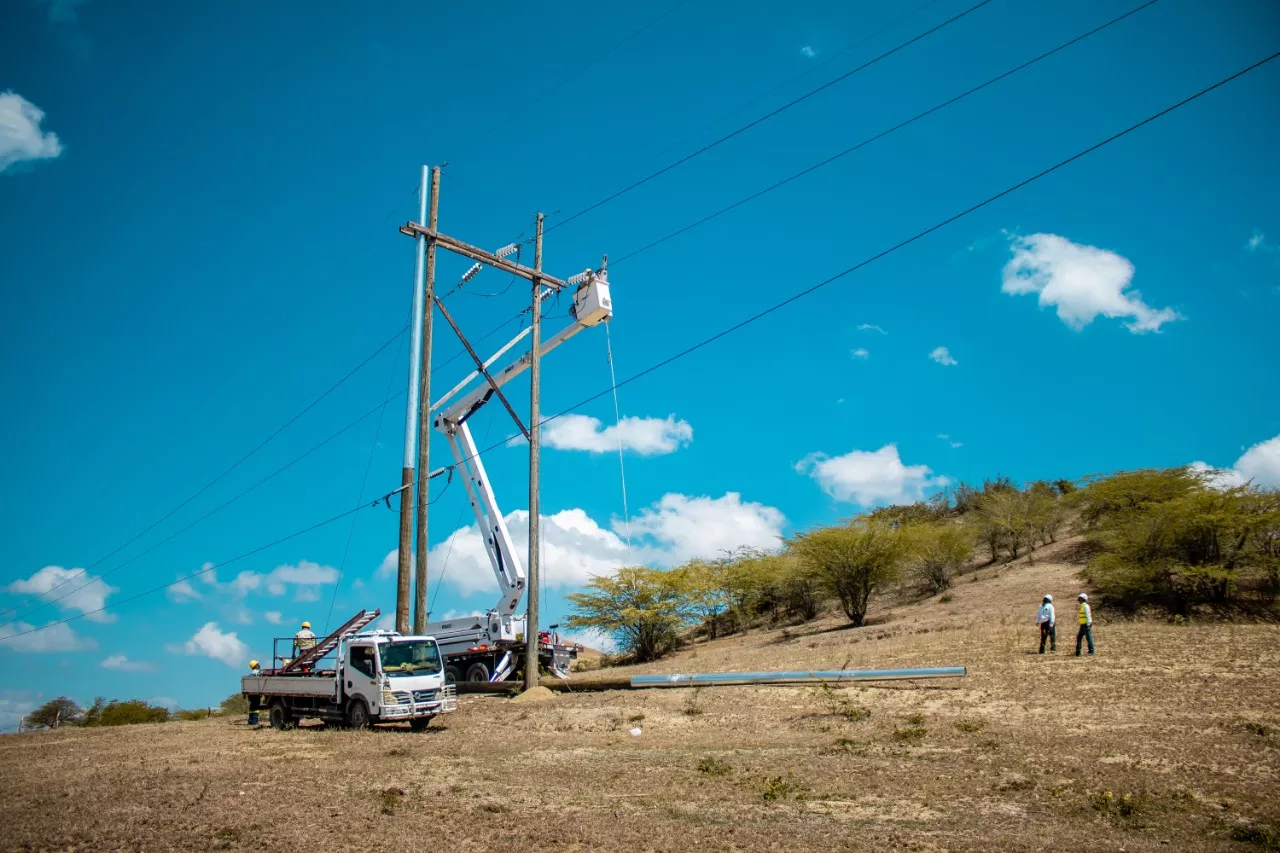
(444, 666, 460, 685)
(268, 700, 293, 730)
(347, 698, 371, 730)
(409, 716, 432, 732)
(465, 662, 490, 683)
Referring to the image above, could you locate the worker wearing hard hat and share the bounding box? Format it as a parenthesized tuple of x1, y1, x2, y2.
(1075, 594, 1095, 656)
(293, 621, 316, 657)
(248, 659, 262, 674)
(1035, 594, 1056, 654)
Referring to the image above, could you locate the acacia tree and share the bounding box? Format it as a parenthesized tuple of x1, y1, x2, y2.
(566, 567, 693, 662)
(788, 520, 907, 627)
(678, 558, 733, 639)
(26, 697, 82, 729)
(904, 522, 974, 594)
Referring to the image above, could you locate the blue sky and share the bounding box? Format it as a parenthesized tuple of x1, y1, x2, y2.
(1, 0, 1277, 725)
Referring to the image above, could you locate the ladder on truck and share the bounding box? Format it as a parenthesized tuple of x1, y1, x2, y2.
(280, 608, 381, 673)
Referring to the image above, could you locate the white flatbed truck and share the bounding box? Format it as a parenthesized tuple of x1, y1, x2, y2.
(242, 608, 456, 730)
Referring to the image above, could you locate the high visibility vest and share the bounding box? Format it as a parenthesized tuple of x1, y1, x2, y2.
(1078, 603, 1091, 625)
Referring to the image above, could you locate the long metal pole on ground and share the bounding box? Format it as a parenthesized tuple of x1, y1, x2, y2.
(629, 667, 967, 687)
(524, 212, 545, 691)
(396, 165, 430, 634)
(413, 166, 440, 635)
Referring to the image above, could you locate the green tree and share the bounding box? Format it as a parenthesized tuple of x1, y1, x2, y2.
(904, 521, 974, 594)
(788, 520, 906, 627)
(25, 697, 82, 729)
(80, 697, 105, 727)
(566, 567, 693, 662)
(99, 699, 170, 726)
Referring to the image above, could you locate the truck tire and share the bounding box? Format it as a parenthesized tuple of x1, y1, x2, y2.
(465, 662, 491, 683)
(444, 665, 460, 685)
(267, 700, 293, 730)
(409, 716, 432, 732)
(347, 698, 371, 730)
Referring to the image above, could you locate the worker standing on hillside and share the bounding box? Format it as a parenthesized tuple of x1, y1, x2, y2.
(1036, 594, 1056, 654)
(1075, 594, 1095, 656)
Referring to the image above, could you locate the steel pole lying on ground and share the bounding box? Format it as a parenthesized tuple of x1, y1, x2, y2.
(629, 667, 966, 688)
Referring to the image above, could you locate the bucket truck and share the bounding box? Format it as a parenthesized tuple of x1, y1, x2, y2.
(425, 270, 613, 684)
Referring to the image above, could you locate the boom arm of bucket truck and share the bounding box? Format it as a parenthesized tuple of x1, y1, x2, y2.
(424, 272, 613, 650)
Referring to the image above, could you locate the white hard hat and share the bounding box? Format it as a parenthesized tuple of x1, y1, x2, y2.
(1078, 593, 1088, 601)
(1043, 594, 1052, 602)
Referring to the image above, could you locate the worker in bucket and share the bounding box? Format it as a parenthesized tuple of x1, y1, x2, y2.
(1036, 594, 1056, 654)
(293, 620, 316, 657)
(1075, 593, 1095, 656)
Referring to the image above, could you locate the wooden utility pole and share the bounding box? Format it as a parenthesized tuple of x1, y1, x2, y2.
(524, 213, 545, 691)
(414, 166, 440, 635)
(396, 166, 431, 634)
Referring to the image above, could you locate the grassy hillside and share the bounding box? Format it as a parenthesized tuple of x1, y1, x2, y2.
(2, 539, 1277, 852)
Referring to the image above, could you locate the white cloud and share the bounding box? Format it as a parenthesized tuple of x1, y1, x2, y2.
(167, 578, 201, 603)
(432, 493, 786, 595)
(376, 550, 411, 580)
(929, 346, 957, 366)
(800, 45, 817, 58)
(0, 92, 63, 174)
(230, 560, 338, 597)
(796, 444, 949, 507)
(627, 493, 786, 564)
(7, 565, 117, 622)
(542, 414, 692, 456)
(39, 0, 92, 24)
(1245, 229, 1278, 254)
(174, 622, 250, 668)
(937, 434, 963, 449)
(1192, 433, 1280, 490)
(0, 691, 38, 732)
(0, 620, 95, 653)
(1002, 233, 1181, 333)
(851, 348, 869, 359)
(101, 654, 157, 672)
(857, 323, 887, 334)
(264, 611, 283, 625)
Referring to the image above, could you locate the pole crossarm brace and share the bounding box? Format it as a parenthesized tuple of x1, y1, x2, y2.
(400, 223, 571, 291)
(432, 294, 529, 439)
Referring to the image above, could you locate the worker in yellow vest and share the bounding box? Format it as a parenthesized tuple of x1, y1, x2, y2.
(1074, 593, 1095, 656)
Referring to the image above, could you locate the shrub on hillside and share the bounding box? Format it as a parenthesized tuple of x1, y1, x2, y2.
(789, 520, 907, 627)
(903, 521, 975, 594)
(97, 699, 171, 726)
(24, 697, 82, 729)
(566, 566, 693, 662)
(1083, 469, 1280, 614)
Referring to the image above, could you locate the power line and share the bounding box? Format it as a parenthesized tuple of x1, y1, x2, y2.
(0, 328, 408, 622)
(634, 0, 947, 170)
(5, 308, 531, 631)
(0, 489, 402, 645)
(547, 0, 996, 233)
(609, 0, 1163, 267)
(449, 0, 695, 164)
(465, 50, 1280, 472)
(1, 389, 410, 632)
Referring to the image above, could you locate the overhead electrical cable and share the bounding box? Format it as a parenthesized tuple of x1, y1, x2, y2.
(0, 489, 403, 644)
(546, 0, 996, 233)
(609, 0, 1163, 267)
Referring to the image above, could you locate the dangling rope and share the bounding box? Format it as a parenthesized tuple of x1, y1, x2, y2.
(605, 321, 632, 553)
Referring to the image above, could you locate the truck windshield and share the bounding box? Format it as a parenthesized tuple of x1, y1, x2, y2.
(378, 640, 443, 678)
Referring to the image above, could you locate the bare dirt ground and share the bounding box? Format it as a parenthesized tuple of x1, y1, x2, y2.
(3, 540, 1278, 852)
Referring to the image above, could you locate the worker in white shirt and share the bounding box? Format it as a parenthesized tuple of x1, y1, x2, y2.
(1036, 594, 1056, 654)
(293, 621, 317, 658)
(1075, 593, 1095, 656)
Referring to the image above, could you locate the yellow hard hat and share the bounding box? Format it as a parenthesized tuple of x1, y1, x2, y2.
(301, 621, 311, 629)
(249, 660, 260, 669)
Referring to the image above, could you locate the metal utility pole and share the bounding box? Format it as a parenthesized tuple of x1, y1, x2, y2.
(396, 165, 430, 634)
(524, 213, 545, 691)
(414, 166, 440, 635)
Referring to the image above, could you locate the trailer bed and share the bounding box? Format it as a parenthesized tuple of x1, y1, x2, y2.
(243, 674, 338, 700)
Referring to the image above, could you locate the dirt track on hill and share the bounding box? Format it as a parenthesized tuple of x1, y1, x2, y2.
(3, 542, 1278, 852)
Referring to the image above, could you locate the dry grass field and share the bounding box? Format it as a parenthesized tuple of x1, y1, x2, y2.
(3, 540, 1278, 852)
